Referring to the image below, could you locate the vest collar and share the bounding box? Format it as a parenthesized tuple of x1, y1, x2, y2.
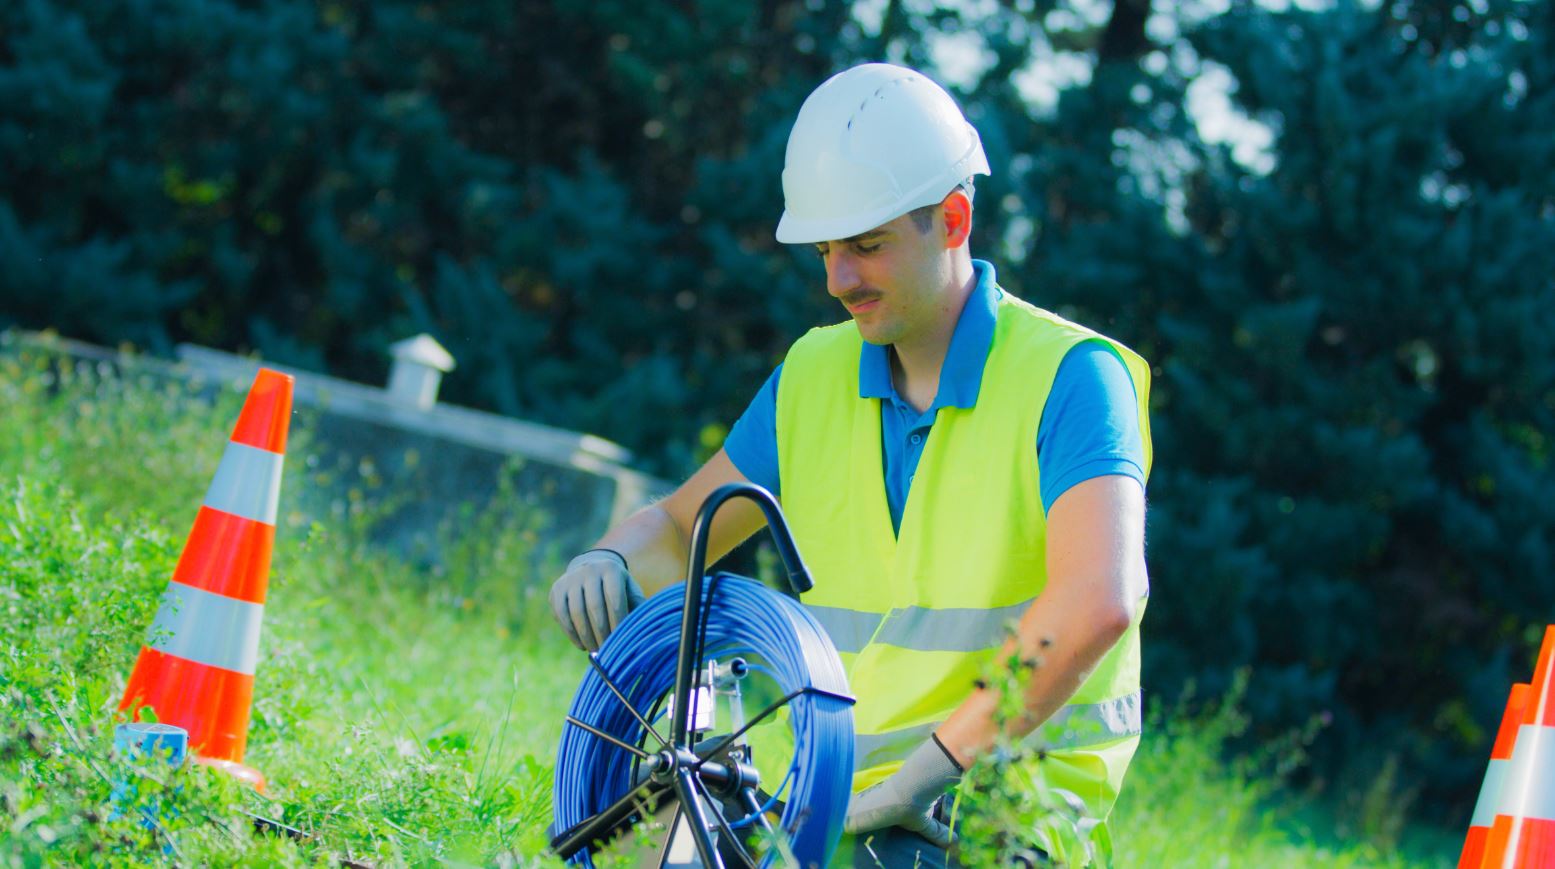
(858, 258, 1002, 411)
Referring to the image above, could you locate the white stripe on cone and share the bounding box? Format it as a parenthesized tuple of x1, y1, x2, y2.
(203, 441, 284, 525)
(1493, 724, 1555, 822)
(1471, 758, 1511, 827)
(146, 581, 264, 675)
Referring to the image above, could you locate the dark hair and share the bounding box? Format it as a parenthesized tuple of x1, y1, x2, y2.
(908, 179, 976, 233)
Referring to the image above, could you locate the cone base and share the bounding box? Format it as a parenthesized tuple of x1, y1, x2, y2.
(193, 754, 267, 793)
(120, 647, 254, 761)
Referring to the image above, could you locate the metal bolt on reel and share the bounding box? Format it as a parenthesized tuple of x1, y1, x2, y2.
(550, 484, 856, 868)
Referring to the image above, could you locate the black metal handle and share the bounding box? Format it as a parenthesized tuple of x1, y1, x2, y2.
(669, 483, 812, 748)
(691, 483, 812, 597)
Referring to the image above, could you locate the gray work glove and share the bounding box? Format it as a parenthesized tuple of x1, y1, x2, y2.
(844, 735, 962, 848)
(548, 549, 646, 651)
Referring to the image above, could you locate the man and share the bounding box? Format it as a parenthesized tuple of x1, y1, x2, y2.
(550, 63, 1151, 866)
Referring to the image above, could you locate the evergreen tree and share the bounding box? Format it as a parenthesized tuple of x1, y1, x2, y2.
(0, 0, 853, 470)
(1167, 0, 1555, 810)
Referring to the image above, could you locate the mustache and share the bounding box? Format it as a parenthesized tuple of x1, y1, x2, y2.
(840, 291, 881, 309)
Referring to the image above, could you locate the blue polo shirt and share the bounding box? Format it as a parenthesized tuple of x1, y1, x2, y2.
(724, 260, 1145, 534)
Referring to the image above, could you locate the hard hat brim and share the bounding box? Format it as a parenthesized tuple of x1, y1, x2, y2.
(775, 133, 990, 245)
(775, 205, 911, 246)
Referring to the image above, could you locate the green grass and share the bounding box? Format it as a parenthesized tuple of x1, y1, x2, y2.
(1110, 684, 1459, 868)
(0, 340, 1460, 866)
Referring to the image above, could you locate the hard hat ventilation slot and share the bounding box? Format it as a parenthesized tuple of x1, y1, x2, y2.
(853, 78, 914, 127)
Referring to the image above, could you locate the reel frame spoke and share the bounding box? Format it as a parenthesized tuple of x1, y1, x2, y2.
(565, 715, 653, 760)
(696, 776, 760, 869)
(696, 684, 855, 767)
(671, 768, 722, 868)
(552, 776, 668, 859)
(587, 652, 670, 752)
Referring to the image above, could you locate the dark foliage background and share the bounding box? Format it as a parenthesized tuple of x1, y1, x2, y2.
(3, 0, 1552, 820)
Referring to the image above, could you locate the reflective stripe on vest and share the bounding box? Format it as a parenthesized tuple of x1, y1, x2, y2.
(776, 290, 1153, 824)
(853, 691, 1144, 771)
(807, 599, 1036, 655)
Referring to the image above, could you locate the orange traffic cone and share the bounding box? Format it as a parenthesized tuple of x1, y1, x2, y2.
(119, 368, 293, 791)
(1462, 683, 1532, 868)
(1480, 625, 1555, 868)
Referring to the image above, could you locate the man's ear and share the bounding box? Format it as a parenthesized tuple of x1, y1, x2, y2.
(941, 189, 973, 249)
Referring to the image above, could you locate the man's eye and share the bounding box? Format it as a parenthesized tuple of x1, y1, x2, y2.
(855, 242, 881, 254)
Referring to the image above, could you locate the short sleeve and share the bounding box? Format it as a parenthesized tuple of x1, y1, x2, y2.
(1036, 341, 1146, 512)
(723, 363, 783, 496)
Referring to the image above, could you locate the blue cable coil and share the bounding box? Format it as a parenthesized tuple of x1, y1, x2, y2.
(553, 575, 854, 867)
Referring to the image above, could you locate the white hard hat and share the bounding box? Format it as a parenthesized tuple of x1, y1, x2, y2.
(775, 63, 990, 245)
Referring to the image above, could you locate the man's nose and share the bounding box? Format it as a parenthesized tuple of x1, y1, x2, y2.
(826, 253, 861, 298)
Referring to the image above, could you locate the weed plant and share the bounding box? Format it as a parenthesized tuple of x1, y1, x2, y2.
(952, 649, 1455, 867)
(0, 343, 1456, 866)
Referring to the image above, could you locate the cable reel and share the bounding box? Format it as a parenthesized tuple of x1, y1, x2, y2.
(551, 484, 855, 868)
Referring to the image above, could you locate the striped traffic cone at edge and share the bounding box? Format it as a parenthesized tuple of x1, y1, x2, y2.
(1480, 625, 1555, 868)
(1461, 684, 1532, 868)
(119, 368, 293, 792)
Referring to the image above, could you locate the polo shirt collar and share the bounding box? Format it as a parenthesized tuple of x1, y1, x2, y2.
(858, 259, 1001, 411)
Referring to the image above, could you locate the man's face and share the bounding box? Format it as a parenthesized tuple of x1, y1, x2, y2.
(813, 209, 948, 347)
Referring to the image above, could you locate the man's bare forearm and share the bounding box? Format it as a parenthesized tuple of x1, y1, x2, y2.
(934, 583, 1133, 767)
(936, 474, 1146, 768)
(567, 450, 769, 603)
(587, 503, 691, 597)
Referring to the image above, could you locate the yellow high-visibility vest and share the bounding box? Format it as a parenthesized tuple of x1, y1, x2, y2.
(773, 289, 1153, 829)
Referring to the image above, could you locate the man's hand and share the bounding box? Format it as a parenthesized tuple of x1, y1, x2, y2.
(548, 550, 646, 651)
(844, 736, 962, 848)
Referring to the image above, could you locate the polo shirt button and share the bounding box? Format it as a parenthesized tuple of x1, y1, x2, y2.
(910, 434, 922, 445)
